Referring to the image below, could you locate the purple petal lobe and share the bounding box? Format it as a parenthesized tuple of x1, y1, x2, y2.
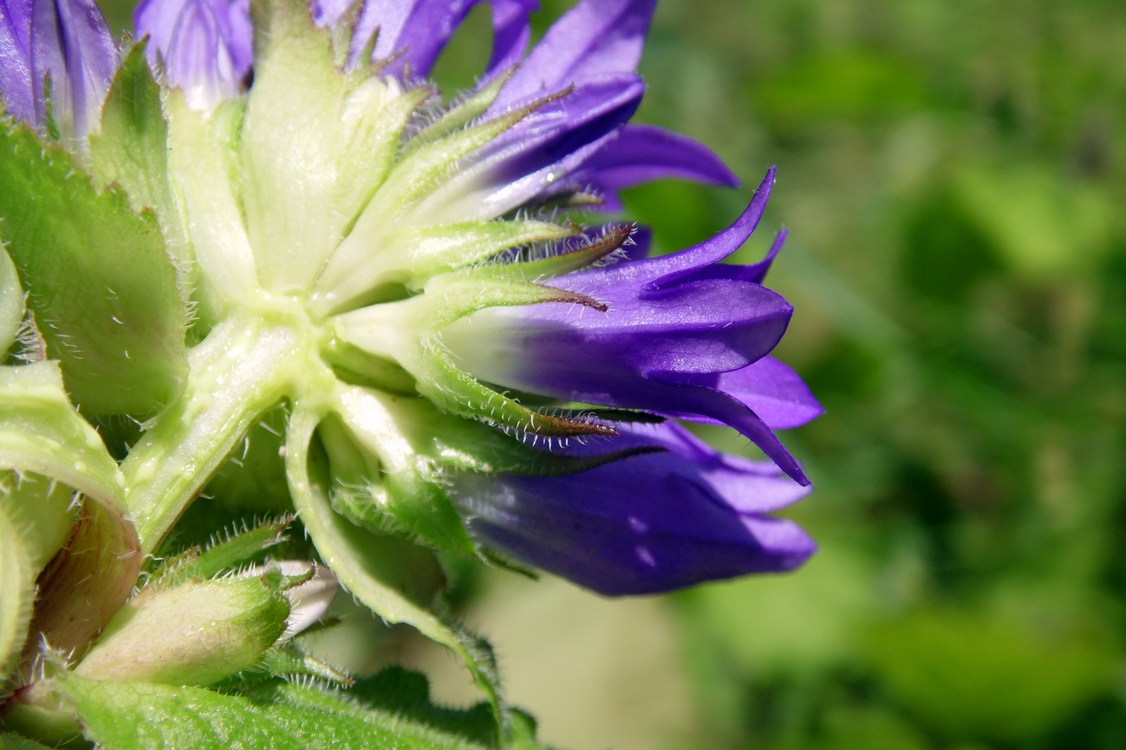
(484, 0, 537, 78)
(453, 422, 814, 596)
(135, 0, 252, 110)
(485, 73, 644, 184)
(444, 170, 814, 483)
(572, 124, 740, 195)
(451, 73, 644, 217)
(21, 0, 116, 136)
(308, 0, 350, 28)
(641, 166, 777, 290)
(0, 0, 34, 122)
(348, 0, 474, 78)
(666, 357, 825, 431)
(492, 0, 655, 109)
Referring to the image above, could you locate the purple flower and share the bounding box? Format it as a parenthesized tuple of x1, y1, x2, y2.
(340, 0, 537, 79)
(0, 0, 116, 137)
(312, 0, 821, 592)
(453, 421, 815, 596)
(437, 0, 737, 216)
(443, 168, 821, 484)
(134, 0, 252, 109)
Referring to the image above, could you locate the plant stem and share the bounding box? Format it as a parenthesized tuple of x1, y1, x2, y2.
(121, 315, 303, 554)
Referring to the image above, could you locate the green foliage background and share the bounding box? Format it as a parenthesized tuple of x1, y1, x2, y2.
(97, 0, 1126, 747)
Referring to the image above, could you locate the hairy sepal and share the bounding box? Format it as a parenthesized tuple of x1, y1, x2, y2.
(285, 409, 511, 740)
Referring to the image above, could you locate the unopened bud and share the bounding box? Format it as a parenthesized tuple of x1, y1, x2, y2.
(74, 570, 289, 686)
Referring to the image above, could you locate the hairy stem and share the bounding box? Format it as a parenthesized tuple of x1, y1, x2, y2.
(121, 316, 304, 554)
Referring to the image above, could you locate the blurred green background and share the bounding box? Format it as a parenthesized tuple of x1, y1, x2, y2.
(104, 0, 1126, 747)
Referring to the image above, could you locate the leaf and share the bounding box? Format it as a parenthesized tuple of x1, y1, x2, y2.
(0, 504, 35, 686)
(0, 120, 187, 415)
(0, 362, 139, 657)
(0, 245, 23, 356)
(56, 673, 494, 750)
(0, 362, 123, 502)
(0, 732, 56, 750)
(0, 360, 133, 674)
(88, 43, 187, 269)
(285, 408, 509, 740)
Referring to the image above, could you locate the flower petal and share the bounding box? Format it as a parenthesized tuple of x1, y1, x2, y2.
(423, 73, 645, 220)
(29, 0, 116, 136)
(665, 356, 825, 431)
(572, 123, 740, 195)
(350, 0, 476, 77)
(135, 0, 252, 110)
(483, 0, 537, 78)
(0, 0, 34, 123)
(453, 422, 814, 596)
(491, 0, 655, 109)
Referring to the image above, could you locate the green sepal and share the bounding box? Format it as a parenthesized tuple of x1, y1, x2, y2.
(483, 223, 634, 282)
(255, 646, 353, 687)
(320, 338, 417, 395)
(0, 120, 188, 415)
(243, 0, 345, 291)
(317, 218, 576, 312)
(321, 391, 475, 554)
(414, 344, 616, 438)
(88, 42, 189, 273)
(165, 94, 256, 321)
(333, 84, 432, 239)
(408, 68, 512, 148)
(146, 515, 293, 589)
(0, 245, 24, 357)
(354, 86, 572, 229)
(421, 272, 607, 327)
(54, 673, 502, 750)
(73, 572, 290, 687)
(285, 408, 509, 741)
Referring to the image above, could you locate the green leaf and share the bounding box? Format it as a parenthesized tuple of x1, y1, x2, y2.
(0, 503, 35, 686)
(867, 607, 1118, 742)
(88, 43, 187, 270)
(57, 673, 494, 750)
(0, 360, 130, 680)
(285, 408, 509, 740)
(0, 245, 23, 356)
(0, 361, 123, 502)
(0, 731, 56, 750)
(0, 120, 187, 415)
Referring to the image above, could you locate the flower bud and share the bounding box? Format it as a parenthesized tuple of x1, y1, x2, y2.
(74, 569, 290, 686)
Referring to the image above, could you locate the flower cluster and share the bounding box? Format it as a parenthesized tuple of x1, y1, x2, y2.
(0, 0, 820, 604)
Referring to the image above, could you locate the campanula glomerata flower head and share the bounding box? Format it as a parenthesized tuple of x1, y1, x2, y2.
(1, 0, 821, 601)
